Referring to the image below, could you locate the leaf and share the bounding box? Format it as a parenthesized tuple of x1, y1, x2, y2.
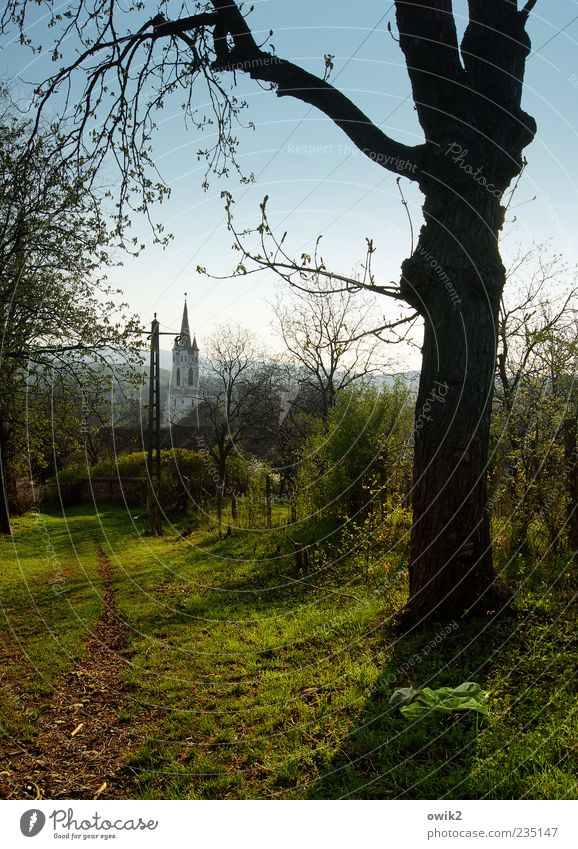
(451, 681, 485, 699)
(392, 682, 488, 720)
(389, 687, 416, 707)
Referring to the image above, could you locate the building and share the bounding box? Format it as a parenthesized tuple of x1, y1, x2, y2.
(164, 299, 200, 426)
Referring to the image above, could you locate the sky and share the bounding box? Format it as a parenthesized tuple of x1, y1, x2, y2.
(2, 0, 577, 367)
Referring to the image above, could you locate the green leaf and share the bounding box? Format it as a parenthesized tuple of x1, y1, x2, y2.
(392, 682, 488, 720)
(389, 687, 417, 707)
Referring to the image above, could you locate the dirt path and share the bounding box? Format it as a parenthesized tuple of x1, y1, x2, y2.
(0, 547, 140, 800)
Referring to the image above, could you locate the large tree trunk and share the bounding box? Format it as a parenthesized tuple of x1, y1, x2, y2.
(399, 185, 512, 628)
(403, 293, 511, 625)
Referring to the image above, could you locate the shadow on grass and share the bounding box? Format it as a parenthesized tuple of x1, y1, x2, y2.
(307, 614, 516, 800)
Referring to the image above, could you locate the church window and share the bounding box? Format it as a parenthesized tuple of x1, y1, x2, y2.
(188, 368, 194, 386)
(176, 368, 180, 387)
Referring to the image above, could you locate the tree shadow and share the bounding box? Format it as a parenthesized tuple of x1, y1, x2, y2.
(307, 613, 515, 799)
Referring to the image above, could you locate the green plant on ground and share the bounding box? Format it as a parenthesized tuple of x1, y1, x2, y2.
(390, 682, 488, 720)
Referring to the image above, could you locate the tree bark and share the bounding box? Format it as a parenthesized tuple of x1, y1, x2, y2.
(399, 183, 512, 627)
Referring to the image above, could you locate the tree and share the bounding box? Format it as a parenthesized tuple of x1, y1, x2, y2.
(496, 249, 576, 418)
(271, 275, 414, 497)
(198, 324, 278, 524)
(0, 89, 141, 533)
(272, 276, 409, 423)
(491, 247, 577, 556)
(44, 368, 143, 469)
(1, 1, 542, 625)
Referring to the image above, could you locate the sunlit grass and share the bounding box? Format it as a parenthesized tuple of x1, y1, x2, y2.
(1, 504, 575, 799)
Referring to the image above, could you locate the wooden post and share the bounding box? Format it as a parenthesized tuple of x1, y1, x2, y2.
(0, 420, 11, 535)
(146, 315, 163, 535)
(265, 474, 272, 527)
(563, 417, 578, 555)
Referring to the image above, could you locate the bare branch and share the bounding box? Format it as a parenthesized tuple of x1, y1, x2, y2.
(201, 193, 404, 304)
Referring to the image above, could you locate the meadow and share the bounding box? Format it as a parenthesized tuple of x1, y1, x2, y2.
(0, 503, 575, 800)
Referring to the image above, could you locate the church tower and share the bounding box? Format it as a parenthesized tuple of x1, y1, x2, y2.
(166, 297, 199, 425)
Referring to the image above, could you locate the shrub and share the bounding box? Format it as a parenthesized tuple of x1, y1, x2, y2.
(45, 449, 257, 511)
(296, 383, 413, 522)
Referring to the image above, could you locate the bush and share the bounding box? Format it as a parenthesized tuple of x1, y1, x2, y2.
(45, 449, 257, 511)
(296, 383, 413, 522)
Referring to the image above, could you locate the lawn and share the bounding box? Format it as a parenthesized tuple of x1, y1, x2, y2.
(1, 503, 576, 799)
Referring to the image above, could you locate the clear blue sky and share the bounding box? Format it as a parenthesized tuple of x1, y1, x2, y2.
(2, 1, 577, 364)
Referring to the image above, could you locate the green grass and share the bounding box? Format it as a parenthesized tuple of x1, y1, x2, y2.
(0, 508, 109, 742)
(1, 504, 576, 799)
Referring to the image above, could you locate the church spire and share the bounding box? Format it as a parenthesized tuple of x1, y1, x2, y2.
(179, 295, 192, 350)
(166, 294, 200, 427)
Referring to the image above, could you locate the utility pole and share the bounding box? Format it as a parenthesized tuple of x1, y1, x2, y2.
(144, 313, 187, 534)
(146, 314, 163, 535)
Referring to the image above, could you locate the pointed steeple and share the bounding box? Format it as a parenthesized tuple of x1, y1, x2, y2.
(167, 294, 200, 427)
(179, 296, 192, 350)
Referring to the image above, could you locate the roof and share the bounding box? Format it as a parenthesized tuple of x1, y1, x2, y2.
(176, 300, 197, 352)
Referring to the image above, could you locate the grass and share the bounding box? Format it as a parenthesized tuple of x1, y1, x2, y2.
(1, 503, 576, 799)
(0, 509, 106, 743)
